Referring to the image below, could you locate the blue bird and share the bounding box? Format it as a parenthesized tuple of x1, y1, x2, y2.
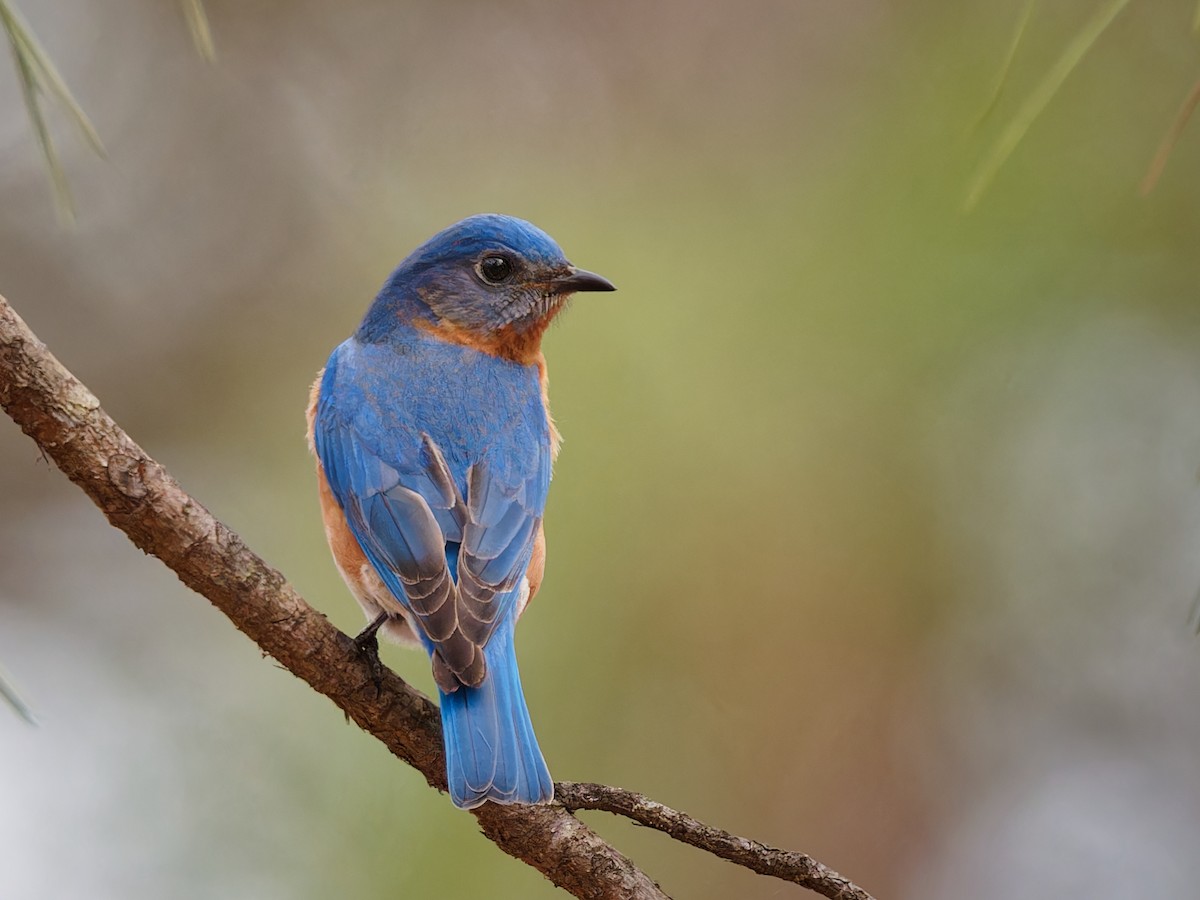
(306, 214, 614, 808)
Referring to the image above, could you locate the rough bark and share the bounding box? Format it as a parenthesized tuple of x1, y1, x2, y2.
(558, 783, 876, 900)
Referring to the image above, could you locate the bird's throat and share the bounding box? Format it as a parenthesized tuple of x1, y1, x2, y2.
(413, 310, 560, 365)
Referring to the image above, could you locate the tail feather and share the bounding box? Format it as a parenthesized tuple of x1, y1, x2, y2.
(440, 620, 552, 809)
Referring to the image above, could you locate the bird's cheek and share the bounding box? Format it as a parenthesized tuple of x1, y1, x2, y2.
(496, 290, 536, 327)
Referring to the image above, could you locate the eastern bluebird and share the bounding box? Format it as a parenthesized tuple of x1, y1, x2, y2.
(306, 214, 614, 808)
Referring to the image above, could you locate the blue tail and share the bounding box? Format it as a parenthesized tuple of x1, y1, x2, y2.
(439, 619, 553, 809)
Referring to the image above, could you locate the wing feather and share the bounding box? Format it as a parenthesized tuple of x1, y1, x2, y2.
(314, 344, 550, 691)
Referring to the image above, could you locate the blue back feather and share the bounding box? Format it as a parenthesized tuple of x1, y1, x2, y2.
(314, 323, 553, 806)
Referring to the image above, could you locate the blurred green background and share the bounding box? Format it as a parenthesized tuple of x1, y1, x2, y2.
(3, 1, 1200, 897)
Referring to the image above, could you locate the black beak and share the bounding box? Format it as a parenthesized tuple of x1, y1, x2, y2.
(551, 267, 616, 294)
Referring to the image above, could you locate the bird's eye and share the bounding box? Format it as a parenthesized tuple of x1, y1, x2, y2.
(478, 255, 514, 284)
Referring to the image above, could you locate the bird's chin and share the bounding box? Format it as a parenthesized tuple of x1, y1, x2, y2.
(527, 292, 570, 327)
(496, 291, 566, 331)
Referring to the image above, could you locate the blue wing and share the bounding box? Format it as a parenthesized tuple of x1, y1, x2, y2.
(312, 337, 551, 691)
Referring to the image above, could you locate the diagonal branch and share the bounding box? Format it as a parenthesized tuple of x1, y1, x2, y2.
(0, 293, 876, 900)
(558, 783, 873, 900)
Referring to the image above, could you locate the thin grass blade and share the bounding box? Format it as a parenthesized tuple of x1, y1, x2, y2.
(4, 17, 74, 219)
(0, 664, 37, 726)
(972, 0, 1038, 132)
(964, 0, 1134, 210)
(180, 0, 215, 62)
(3, 2, 104, 155)
(1140, 77, 1200, 195)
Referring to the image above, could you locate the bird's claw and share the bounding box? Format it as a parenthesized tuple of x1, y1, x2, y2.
(353, 612, 389, 697)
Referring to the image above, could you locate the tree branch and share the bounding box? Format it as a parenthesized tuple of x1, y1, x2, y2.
(557, 783, 874, 900)
(0, 294, 876, 900)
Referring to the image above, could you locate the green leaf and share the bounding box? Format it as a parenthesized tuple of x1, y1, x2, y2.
(181, 0, 216, 62)
(1140, 77, 1200, 195)
(7, 22, 72, 218)
(0, 663, 36, 726)
(0, 0, 105, 220)
(972, 0, 1037, 133)
(964, 0, 1134, 211)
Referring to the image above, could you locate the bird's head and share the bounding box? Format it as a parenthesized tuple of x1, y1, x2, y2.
(360, 214, 615, 363)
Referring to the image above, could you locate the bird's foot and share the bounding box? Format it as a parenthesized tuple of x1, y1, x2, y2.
(353, 612, 390, 697)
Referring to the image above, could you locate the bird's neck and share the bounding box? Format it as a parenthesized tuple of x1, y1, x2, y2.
(411, 316, 552, 365)
(357, 281, 557, 366)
